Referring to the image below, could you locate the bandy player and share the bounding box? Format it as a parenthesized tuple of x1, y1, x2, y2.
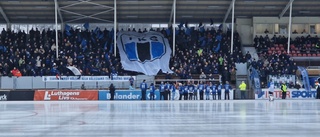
(268, 80, 275, 101)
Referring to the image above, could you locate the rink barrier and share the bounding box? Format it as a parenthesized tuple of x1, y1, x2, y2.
(98, 89, 234, 100)
(255, 88, 318, 99)
(0, 90, 10, 101)
(8, 90, 35, 101)
(99, 90, 160, 100)
(34, 90, 98, 101)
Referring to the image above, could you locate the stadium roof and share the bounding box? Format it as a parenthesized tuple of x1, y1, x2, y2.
(0, 0, 319, 24)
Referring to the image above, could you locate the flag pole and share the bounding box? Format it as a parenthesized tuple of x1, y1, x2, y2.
(54, 0, 59, 59)
(230, 0, 235, 54)
(114, 0, 117, 56)
(172, 0, 176, 56)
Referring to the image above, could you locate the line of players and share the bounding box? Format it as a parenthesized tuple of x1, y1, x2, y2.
(149, 81, 233, 100)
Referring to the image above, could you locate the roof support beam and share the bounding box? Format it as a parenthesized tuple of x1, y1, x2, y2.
(61, 9, 113, 23)
(223, 0, 236, 23)
(55, 0, 64, 24)
(65, 9, 114, 23)
(0, 5, 10, 24)
(60, 0, 113, 23)
(279, 0, 294, 18)
(168, 1, 175, 25)
(60, 0, 89, 9)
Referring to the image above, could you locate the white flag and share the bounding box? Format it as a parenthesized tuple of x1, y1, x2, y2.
(117, 31, 173, 75)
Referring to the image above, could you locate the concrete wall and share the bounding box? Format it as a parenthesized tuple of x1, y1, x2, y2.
(236, 18, 253, 45)
(0, 76, 155, 90)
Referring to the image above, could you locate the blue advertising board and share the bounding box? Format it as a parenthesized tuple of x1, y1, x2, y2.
(99, 90, 161, 100)
(255, 88, 318, 99)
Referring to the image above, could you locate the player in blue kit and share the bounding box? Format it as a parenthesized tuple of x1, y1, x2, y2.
(183, 83, 189, 100)
(205, 82, 212, 100)
(212, 83, 217, 100)
(224, 81, 232, 100)
(159, 82, 165, 100)
(170, 82, 176, 100)
(149, 83, 155, 100)
(217, 83, 223, 100)
(178, 83, 184, 100)
(140, 80, 148, 100)
(188, 82, 195, 100)
(198, 81, 205, 100)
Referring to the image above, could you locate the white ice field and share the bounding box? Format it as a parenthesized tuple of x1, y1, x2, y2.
(0, 100, 319, 137)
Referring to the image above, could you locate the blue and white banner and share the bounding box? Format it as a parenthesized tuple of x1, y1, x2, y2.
(99, 90, 160, 100)
(298, 66, 311, 92)
(117, 31, 173, 75)
(250, 67, 262, 96)
(43, 76, 135, 82)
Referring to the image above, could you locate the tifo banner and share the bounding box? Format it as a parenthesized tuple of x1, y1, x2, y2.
(42, 76, 135, 82)
(34, 90, 98, 101)
(117, 31, 173, 75)
(255, 88, 317, 99)
(99, 90, 160, 100)
(0, 91, 9, 101)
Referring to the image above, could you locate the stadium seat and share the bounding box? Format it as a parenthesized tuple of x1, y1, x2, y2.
(280, 47, 284, 51)
(290, 44, 295, 49)
(307, 44, 311, 48)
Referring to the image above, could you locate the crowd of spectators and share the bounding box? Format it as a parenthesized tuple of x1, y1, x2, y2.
(254, 34, 320, 56)
(169, 26, 242, 84)
(252, 34, 299, 85)
(0, 24, 242, 82)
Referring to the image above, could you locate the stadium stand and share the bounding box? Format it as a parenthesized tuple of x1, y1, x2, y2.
(0, 26, 240, 85)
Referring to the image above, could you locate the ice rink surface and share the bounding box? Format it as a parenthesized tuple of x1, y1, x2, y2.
(0, 100, 319, 137)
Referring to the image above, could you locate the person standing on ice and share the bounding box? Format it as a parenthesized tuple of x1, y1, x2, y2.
(109, 83, 116, 100)
(205, 82, 212, 100)
(316, 82, 320, 99)
(268, 80, 275, 101)
(140, 80, 148, 100)
(149, 83, 155, 100)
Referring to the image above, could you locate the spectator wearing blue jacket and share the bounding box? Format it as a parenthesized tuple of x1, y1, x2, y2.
(140, 79, 148, 100)
(149, 83, 155, 100)
(159, 82, 165, 100)
(224, 81, 232, 100)
(198, 81, 205, 100)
